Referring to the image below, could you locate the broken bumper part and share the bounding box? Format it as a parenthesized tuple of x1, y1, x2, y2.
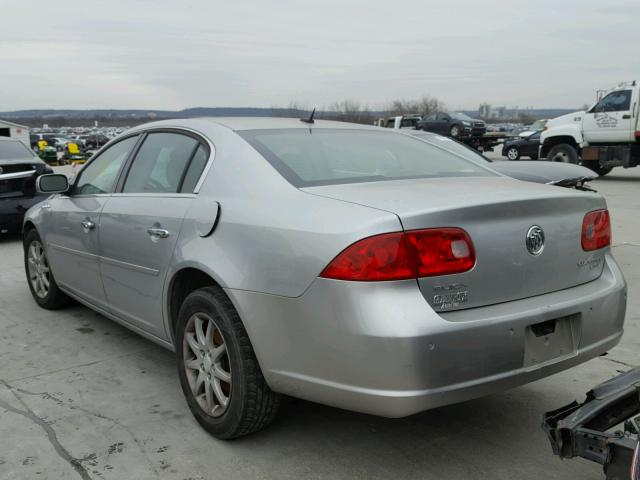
(543, 367, 640, 480)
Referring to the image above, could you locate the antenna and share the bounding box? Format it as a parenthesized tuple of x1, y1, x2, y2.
(300, 108, 316, 124)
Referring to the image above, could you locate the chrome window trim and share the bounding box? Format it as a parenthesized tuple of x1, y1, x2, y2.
(109, 193, 196, 199)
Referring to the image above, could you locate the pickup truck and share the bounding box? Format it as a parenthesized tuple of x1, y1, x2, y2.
(540, 81, 640, 175)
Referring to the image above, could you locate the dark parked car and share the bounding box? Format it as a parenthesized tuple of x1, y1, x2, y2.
(83, 133, 111, 149)
(409, 131, 595, 189)
(502, 131, 541, 160)
(416, 111, 486, 138)
(0, 138, 53, 234)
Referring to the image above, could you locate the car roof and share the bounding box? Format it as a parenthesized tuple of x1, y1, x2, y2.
(129, 117, 382, 133)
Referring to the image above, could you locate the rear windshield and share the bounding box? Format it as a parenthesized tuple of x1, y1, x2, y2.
(239, 129, 494, 187)
(0, 140, 34, 160)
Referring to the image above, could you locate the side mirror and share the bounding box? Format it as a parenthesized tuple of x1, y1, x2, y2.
(37, 174, 69, 194)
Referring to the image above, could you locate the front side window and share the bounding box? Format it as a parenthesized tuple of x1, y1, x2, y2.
(73, 135, 138, 195)
(122, 132, 199, 194)
(240, 129, 494, 187)
(596, 90, 631, 112)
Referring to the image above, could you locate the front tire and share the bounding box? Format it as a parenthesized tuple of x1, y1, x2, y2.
(547, 144, 579, 164)
(24, 229, 71, 309)
(450, 125, 460, 137)
(175, 286, 280, 439)
(506, 146, 520, 160)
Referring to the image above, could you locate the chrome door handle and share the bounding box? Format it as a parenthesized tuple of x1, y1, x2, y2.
(81, 220, 95, 231)
(147, 227, 170, 239)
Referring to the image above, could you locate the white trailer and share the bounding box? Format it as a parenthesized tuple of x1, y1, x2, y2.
(0, 119, 30, 147)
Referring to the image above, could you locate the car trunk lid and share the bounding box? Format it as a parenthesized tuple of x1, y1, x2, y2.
(303, 176, 608, 311)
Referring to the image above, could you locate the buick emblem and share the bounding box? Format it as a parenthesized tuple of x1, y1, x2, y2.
(526, 226, 545, 256)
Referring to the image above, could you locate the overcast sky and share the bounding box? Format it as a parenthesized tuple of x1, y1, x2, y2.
(1, 0, 639, 111)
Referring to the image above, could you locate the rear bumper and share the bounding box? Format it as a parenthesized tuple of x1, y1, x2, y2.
(229, 252, 626, 417)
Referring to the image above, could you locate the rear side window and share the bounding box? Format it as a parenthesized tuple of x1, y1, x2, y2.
(180, 144, 209, 193)
(122, 132, 199, 194)
(74, 135, 139, 195)
(240, 129, 493, 187)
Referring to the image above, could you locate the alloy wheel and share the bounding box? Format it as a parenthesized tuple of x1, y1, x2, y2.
(551, 151, 570, 163)
(27, 240, 50, 299)
(183, 312, 232, 417)
(507, 147, 519, 160)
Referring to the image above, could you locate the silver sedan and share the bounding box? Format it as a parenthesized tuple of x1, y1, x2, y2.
(24, 117, 627, 438)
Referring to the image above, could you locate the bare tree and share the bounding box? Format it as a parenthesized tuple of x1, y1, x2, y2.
(385, 96, 445, 116)
(322, 100, 375, 125)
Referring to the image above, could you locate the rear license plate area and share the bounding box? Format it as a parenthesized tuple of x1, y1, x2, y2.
(523, 314, 580, 368)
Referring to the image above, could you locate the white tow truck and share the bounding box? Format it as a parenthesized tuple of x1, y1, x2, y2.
(540, 81, 640, 175)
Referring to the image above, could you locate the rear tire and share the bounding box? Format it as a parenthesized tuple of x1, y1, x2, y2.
(584, 161, 613, 176)
(175, 286, 280, 439)
(547, 144, 579, 164)
(23, 229, 71, 310)
(506, 146, 520, 160)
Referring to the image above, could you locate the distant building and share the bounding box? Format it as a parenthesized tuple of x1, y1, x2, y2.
(478, 103, 491, 118)
(0, 119, 30, 147)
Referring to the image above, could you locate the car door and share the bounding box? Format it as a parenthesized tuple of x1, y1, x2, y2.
(44, 135, 140, 309)
(436, 113, 452, 135)
(419, 113, 438, 132)
(582, 89, 635, 143)
(523, 132, 540, 157)
(98, 130, 210, 338)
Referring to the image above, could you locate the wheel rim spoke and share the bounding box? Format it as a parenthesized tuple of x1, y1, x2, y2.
(205, 380, 214, 412)
(194, 316, 207, 347)
(186, 358, 201, 370)
(212, 377, 229, 408)
(213, 364, 231, 383)
(195, 369, 205, 393)
(211, 343, 226, 361)
(185, 332, 201, 357)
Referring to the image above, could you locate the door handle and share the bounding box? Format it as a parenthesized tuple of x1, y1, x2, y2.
(81, 219, 95, 231)
(622, 114, 631, 119)
(147, 227, 170, 239)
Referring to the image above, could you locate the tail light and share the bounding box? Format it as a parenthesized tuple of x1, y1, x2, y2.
(581, 209, 611, 251)
(320, 228, 476, 281)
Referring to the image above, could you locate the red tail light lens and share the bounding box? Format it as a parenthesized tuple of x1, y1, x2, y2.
(581, 209, 611, 251)
(405, 228, 476, 277)
(318, 232, 416, 281)
(320, 228, 475, 281)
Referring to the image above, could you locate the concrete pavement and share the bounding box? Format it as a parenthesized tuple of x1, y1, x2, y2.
(0, 165, 638, 480)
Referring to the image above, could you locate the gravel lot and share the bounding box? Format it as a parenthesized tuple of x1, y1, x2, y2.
(1, 161, 638, 480)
